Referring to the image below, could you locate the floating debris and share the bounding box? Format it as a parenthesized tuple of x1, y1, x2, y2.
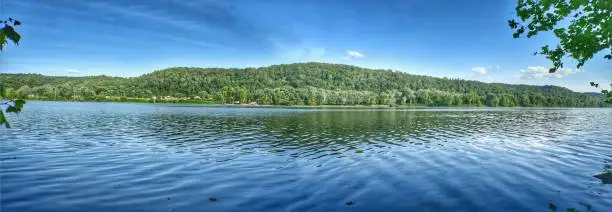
(548, 202, 556, 211)
(345, 201, 354, 206)
(209, 197, 217, 202)
(579, 202, 592, 211)
(593, 172, 611, 184)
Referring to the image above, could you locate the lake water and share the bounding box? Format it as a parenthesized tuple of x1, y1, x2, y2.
(1, 102, 611, 212)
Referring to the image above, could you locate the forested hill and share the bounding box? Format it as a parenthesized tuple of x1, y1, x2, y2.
(0, 62, 607, 107)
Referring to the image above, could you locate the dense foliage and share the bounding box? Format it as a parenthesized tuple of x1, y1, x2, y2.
(509, 0, 611, 72)
(1, 17, 24, 128)
(0, 63, 607, 107)
(1, 17, 21, 51)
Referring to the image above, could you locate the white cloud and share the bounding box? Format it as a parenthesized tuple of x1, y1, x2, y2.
(495, 65, 501, 70)
(66, 69, 81, 74)
(516, 66, 581, 80)
(344, 50, 364, 59)
(471, 67, 488, 74)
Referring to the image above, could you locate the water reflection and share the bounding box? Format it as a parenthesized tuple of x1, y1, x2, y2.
(1, 103, 611, 212)
(131, 109, 596, 159)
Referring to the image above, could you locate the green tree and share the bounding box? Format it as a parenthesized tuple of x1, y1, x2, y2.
(509, 0, 610, 98)
(378, 92, 395, 106)
(508, 0, 610, 72)
(590, 82, 612, 103)
(17, 85, 31, 99)
(0, 62, 606, 107)
(485, 93, 500, 107)
(1, 17, 20, 51)
(521, 93, 532, 106)
(1, 17, 24, 128)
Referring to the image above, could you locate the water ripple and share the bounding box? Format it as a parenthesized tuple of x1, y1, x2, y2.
(1, 102, 611, 211)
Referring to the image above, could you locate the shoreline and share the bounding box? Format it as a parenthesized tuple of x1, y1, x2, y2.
(16, 99, 610, 109)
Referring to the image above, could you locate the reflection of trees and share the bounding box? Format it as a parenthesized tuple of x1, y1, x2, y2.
(134, 109, 588, 159)
(260, 110, 454, 147)
(136, 110, 479, 158)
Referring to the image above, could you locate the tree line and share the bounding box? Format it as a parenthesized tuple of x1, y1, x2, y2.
(0, 62, 607, 107)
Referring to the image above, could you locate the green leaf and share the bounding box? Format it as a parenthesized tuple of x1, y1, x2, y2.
(0, 30, 7, 51)
(14, 99, 25, 110)
(0, 110, 10, 128)
(2, 25, 21, 45)
(508, 20, 518, 29)
(6, 105, 19, 113)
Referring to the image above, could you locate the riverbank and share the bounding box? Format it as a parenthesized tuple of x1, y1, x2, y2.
(14, 99, 611, 109)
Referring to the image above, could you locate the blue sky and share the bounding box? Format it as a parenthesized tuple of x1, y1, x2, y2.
(1, 0, 609, 92)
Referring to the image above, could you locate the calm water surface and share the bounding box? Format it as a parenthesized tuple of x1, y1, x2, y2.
(1, 102, 611, 212)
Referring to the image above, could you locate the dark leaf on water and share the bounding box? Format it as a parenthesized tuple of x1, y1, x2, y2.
(14, 99, 25, 110)
(345, 201, 354, 206)
(549, 202, 557, 211)
(579, 202, 592, 211)
(566, 208, 578, 212)
(0, 110, 9, 128)
(209, 197, 217, 202)
(6, 105, 19, 113)
(593, 172, 612, 184)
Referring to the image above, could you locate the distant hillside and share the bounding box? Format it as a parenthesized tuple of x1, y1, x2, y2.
(0, 62, 606, 107)
(583, 92, 604, 98)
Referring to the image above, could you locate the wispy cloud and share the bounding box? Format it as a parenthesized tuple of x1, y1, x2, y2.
(344, 50, 364, 59)
(471, 67, 488, 74)
(516, 66, 581, 80)
(66, 69, 81, 74)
